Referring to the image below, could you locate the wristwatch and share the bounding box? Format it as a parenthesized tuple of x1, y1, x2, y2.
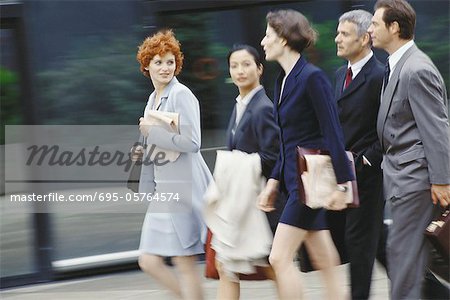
(337, 185, 348, 193)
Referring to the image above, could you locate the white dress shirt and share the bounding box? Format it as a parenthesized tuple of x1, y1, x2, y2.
(388, 40, 415, 80)
(235, 85, 263, 126)
(347, 51, 374, 80)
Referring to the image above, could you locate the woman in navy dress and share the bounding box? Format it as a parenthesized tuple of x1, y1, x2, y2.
(258, 10, 354, 299)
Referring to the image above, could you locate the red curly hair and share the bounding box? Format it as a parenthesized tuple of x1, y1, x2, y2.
(136, 29, 184, 77)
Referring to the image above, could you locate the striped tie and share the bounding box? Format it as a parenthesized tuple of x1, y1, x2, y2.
(383, 60, 390, 90)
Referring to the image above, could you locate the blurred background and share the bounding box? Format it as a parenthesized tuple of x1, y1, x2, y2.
(1, 0, 449, 288)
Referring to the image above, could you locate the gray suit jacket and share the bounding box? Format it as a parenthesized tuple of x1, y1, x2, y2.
(377, 44, 450, 199)
(140, 77, 212, 250)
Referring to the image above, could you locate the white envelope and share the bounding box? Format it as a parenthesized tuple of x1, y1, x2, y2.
(301, 154, 353, 209)
(145, 110, 180, 162)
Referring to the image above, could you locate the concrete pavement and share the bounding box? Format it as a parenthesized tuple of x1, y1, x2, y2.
(1, 262, 389, 299)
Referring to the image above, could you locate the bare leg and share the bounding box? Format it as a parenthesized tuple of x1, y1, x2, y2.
(216, 260, 240, 300)
(172, 255, 204, 300)
(269, 223, 308, 300)
(304, 230, 345, 300)
(138, 254, 182, 298)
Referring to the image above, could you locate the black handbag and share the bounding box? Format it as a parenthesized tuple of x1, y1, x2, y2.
(127, 161, 142, 193)
(127, 137, 145, 193)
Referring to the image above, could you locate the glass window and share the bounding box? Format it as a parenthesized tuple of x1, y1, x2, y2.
(1, 27, 34, 277)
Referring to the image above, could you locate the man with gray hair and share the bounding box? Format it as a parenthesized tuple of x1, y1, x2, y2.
(333, 9, 385, 299)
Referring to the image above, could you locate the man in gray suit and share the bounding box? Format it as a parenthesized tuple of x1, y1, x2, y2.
(368, 0, 450, 299)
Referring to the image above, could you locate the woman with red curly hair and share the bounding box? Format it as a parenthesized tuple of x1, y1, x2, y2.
(136, 29, 212, 299)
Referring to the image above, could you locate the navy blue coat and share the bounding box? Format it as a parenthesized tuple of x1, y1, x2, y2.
(335, 56, 383, 172)
(226, 88, 283, 232)
(326, 55, 385, 275)
(270, 56, 354, 196)
(226, 88, 279, 179)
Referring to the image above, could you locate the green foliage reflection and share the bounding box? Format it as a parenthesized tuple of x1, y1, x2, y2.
(37, 36, 147, 125)
(1, 67, 22, 144)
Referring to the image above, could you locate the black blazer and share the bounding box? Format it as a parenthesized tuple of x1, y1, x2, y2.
(226, 88, 279, 178)
(335, 56, 384, 172)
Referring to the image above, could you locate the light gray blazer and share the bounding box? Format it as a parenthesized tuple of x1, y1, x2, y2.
(140, 77, 212, 249)
(377, 44, 450, 199)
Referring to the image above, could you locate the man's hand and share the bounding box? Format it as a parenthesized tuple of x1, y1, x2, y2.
(431, 184, 450, 207)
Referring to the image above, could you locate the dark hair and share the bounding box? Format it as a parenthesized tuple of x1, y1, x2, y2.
(227, 44, 263, 67)
(266, 9, 318, 53)
(374, 0, 415, 40)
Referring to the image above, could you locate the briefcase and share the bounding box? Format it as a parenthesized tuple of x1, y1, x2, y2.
(425, 208, 449, 260)
(296, 147, 359, 209)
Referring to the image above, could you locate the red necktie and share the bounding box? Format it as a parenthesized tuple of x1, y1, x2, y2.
(344, 67, 353, 89)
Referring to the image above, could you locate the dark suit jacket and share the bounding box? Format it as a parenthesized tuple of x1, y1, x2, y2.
(226, 88, 283, 233)
(329, 55, 385, 270)
(270, 56, 354, 195)
(226, 88, 279, 178)
(335, 55, 384, 173)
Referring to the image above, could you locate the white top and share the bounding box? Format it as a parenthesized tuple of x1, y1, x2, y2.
(279, 61, 296, 103)
(347, 51, 374, 79)
(388, 40, 415, 80)
(235, 85, 263, 126)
